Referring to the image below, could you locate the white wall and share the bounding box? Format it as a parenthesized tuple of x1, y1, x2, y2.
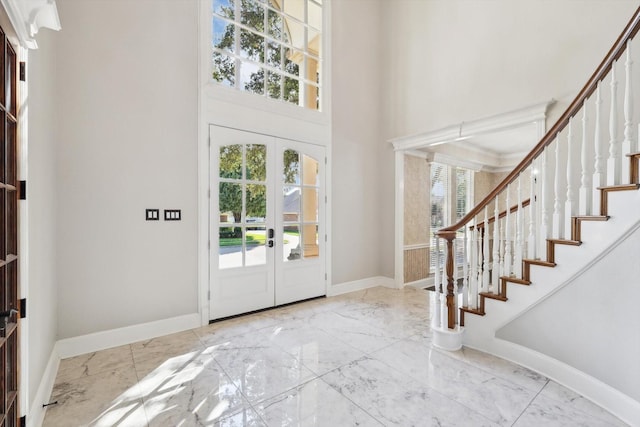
(27, 28, 58, 408)
(384, 0, 639, 139)
(54, 0, 199, 338)
(331, 0, 394, 283)
(497, 223, 640, 403)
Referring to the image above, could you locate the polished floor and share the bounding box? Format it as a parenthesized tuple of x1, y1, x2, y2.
(43, 287, 626, 426)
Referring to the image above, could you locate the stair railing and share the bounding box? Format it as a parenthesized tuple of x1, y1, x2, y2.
(434, 6, 640, 331)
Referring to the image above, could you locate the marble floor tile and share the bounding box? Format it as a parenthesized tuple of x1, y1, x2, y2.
(140, 352, 254, 427)
(513, 392, 625, 427)
(55, 344, 134, 383)
(44, 286, 627, 427)
(371, 336, 538, 425)
(535, 380, 628, 426)
(254, 377, 382, 426)
(208, 335, 316, 404)
(131, 330, 205, 365)
(43, 368, 146, 427)
(322, 356, 498, 426)
(431, 345, 548, 392)
(266, 323, 366, 376)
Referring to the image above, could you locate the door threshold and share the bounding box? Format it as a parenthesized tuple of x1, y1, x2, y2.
(209, 295, 327, 324)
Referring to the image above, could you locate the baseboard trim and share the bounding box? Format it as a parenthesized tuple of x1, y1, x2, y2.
(472, 338, 640, 427)
(29, 343, 60, 427)
(327, 276, 395, 296)
(56, 312, 201, 359)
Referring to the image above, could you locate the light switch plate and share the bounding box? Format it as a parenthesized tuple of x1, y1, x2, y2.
(164, 209, 181, 221)
(146, 209, 160, 221)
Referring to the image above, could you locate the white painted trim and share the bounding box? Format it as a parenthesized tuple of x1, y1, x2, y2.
(29, 343, 59, 427)
(56, 313, 200, 359)
(404, 277, 430, 289)
(394, 151, 405, 288)
(327, 276, 395, 297)
(390, 100, 555, 151)
(471, 338, 640, 427)
(0, 0, 60, 49)
(403, 243, 430, 250)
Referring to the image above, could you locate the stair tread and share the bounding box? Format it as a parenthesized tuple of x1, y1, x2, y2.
(460, 307, 485, 316)
(597, 184, 640, 191)
(480, 292, 508, 302)
(573, 215, 609, 221)
(626, 152, 640, 157)
(524, 259, 556, 267)
(548, 239, 582, 246)
(500, 276, 531, 285)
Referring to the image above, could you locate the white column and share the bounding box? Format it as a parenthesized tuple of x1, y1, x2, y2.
(593, 83, 605, 215)
(492, 197, 500, 294)
(553, 136, 565, 238)
(621, 41, 635, 183)
(607, 61, 620, 186)
(514, 176, 523, 277)
(579, 104, 592, 215)
(565, 118, 576, 237)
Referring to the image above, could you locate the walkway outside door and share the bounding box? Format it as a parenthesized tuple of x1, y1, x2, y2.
(209, 126, 326, 320)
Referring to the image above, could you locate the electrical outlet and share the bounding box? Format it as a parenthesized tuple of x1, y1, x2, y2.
(146, 209, 160, 221)
(164, 209, 181, 221)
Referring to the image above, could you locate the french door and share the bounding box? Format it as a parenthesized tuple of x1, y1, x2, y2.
(209, 126, 326, 320)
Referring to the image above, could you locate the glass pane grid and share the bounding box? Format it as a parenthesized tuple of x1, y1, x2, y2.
(211, 0, 322, 110)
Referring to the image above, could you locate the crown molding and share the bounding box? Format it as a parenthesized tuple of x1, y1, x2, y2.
(389, 100, 555, 152)
(1, 0, 60, 49)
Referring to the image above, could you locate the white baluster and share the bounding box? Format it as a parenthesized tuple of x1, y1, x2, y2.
(553, 136, 565, 238)
(514, 176, 523, 277)
(432, 236, 441, 329)
(593, 83, 605, 215)
(462, 227, 469, 307)
(469, 221, 478, 310)
(539, 148, 549, 259)
(482, 207, 490, 292)
(504, 184, 512, 276)
(622, 41, 635, 183)
(492, 197, 500, 294)
(607, 60, 620, 186)
(528, 163, 537, 259)
(565, 118, 576, 236)
(579, 104, 592, 215)
(499, 211, 505, 279)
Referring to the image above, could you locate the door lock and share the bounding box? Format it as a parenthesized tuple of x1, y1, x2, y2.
(268, 228, 274, 247)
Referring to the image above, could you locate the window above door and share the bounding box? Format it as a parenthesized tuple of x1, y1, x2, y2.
(210, 0, 324, 112)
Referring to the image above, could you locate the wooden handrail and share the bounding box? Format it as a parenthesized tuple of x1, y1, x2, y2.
(437, 6, 640, 237)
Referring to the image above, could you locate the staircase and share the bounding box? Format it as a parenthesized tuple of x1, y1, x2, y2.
(431, 7, 640, 426)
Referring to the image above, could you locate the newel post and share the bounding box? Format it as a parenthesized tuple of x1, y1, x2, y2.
(437, 230, 457, 329)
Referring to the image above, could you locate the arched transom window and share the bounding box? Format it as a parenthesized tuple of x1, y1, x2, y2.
(211, 0, 323, 111)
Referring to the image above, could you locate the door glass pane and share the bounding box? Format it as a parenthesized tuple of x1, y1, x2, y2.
(219, 182, 242, 223)
(213, 0, 235, 18)
(302, 155, 318, 186)
(246, 144, 267, 181)
(240, 29, 263, 62)
(302, 224, 319, 258)
(241, 0, 264, 32)
(302, 187, 318, 222)
(219, 227, 243, 269)
(283, 224, 301, 262)
(220, 145, 242, 179)
(283, 149, 300, 184)
(213, 17, 235, 52)
(246, 184, 266, 222)
(283, 187, 300, 222)
(246, 226, 266, 266)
